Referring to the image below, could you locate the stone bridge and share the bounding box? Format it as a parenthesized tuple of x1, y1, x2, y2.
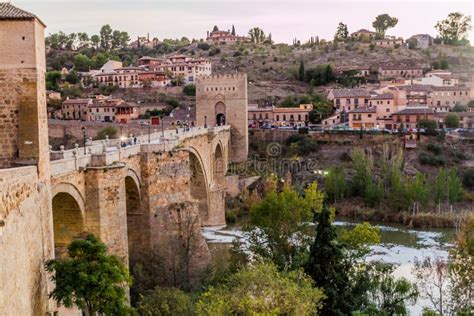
(47, 125, 230, 264)
(1, 125, 232, 314)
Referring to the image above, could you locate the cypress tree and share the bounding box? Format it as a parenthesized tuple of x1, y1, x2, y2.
(305, 206, 354, 315)
(231, 25, 236, 36)
(298, 60, 305, 81)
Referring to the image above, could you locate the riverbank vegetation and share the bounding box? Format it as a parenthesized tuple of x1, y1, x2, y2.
(46, 176, 474, 315)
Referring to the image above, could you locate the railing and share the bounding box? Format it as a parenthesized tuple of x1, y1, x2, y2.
(48, 125, 231, 177)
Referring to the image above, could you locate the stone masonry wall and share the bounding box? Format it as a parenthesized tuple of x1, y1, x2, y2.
(0, 166, 54, 315)
(196, 74, 248, 163)
(140, 150, 211, 282)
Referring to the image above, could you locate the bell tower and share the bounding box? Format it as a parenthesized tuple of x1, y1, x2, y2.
(0, 2, 49, 179)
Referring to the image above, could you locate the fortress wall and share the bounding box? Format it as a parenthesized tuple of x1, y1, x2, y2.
(0, 166, 54, 315)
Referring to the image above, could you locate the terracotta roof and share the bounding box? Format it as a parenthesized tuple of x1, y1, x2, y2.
(351, 29, 376, 35)
(331, 89, 371, 98)
(393, 107, 434, 115)
(371, 93, 394, 100)
(380, 65, 423, 70)
(63, 98, 91, 104)
(432, 86, 470, 91)
(349, 107, 376, 113)
(0, 3, 45, 26)
(399, 85, 434, 92)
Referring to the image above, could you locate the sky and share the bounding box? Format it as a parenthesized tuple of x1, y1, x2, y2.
(13, 0, 474, 44)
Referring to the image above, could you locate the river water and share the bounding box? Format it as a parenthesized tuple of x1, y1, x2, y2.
(202, 217, 457, 315)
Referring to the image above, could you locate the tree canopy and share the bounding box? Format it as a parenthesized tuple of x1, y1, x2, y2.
(435, 12, 472, 45)
(45, 234, 131, 316)
(372, 14, 399, 38)
(195, 263, 325, 315)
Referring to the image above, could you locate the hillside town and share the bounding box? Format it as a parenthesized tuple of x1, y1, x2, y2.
(1, 2, 474, 316)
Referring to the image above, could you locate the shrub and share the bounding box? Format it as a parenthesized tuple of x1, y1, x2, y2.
(183, 84, 196, 96)
(197, 42, 211, 50)
(462, 168, 474, 188)
(298, 127, 309, 134)
(166, 98, 180, 108)
(137, 287, 194, 316)
(419, 152, 446, 166)
(444, 113, 460, 128)
(94, 126, 117, 140)
(208, 47, 221, 56)
(426, 143, 442, 155)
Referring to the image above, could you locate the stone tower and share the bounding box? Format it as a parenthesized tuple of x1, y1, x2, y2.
(196, 73, 248, 162)
(0, 2, 49, 179)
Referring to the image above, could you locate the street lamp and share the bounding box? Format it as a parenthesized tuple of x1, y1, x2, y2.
(81, 126, 86, 155)
(204, 115, 208, 128)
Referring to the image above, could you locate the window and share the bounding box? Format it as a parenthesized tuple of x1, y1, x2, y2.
(253, 114, 256, 119)
(368, 114, 372, 118)
(276, 115, 280, 121)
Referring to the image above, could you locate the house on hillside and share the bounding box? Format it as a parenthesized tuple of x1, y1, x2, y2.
(378, 65, 423, 79)
(409, 34, 432, 49)
(327, 88, 371, 112)
(206, 27, 250, 43)
(350, 29, 377, 41)
(374, 38, 404, 48)
(391, 107, 435, 129)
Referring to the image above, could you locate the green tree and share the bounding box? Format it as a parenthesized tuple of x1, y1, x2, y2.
(94, 126, 118, 140)
(183, 84, 196, 96)
(463, 168, 474, 188)
(196, 263, 324, 315)
(448, 216, 474, 313)
(65, 70, 79, 84)
(45, 234, 131, 316)
(334, 22, 349, 41)
(338, 222, 380, 255)
(212, 25, 219, 32)
(77, 32, 90, 48)
(447, 168, 464, 204)
(365, 263, 419, 314)
(91, 35, 100, 49)
(246, 181, 324, 270)
(74, 54, 93, 72)
(372, 14, 399, 38)
(100, 24, 113, 50)
(248, 27, 266, 44)
(418, 119, 438, 131)
(435, 12, 472, 45)
(298, 60, 305, 81)
(452, 103, 468, 112)
(444, 113, 460, 128)
(46, 71, 62, 91)
(305, 206, 354, 315)
(231, 24, 236, 36)
(324, 166, 347, 203)
(406, 173, 429, 214)
(137, 287, 194, 316)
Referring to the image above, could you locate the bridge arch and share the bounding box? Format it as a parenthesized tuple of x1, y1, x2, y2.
(125, 170, 144, 270)
(51, 183, 86, 258)
(188, 148, 210, 223)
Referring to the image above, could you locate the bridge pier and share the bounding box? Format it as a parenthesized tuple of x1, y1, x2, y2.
(84, 165, 130, 264)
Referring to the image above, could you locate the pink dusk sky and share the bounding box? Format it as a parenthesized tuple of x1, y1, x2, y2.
(13, 0, 474, 43)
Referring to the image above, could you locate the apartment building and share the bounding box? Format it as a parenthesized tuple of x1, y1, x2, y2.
(139, 54, 212, 83)
(379, 65, 423, 79)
